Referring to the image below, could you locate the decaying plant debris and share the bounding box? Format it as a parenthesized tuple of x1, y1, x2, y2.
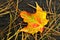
(0, 0, 60, 40)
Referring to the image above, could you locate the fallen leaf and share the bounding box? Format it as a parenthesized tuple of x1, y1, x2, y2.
(19, 2, 48, 35)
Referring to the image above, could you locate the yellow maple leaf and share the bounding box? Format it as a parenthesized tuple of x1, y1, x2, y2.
(19, 2, 48, 35)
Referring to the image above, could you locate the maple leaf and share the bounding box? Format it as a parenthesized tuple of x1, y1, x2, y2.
(19, 2, 48, 35)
